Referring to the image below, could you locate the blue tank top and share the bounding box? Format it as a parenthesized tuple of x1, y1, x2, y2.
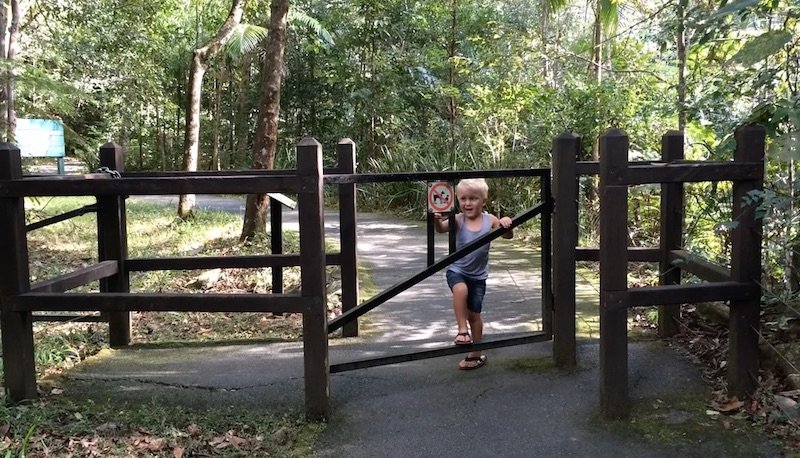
(448, 212, 491, 280)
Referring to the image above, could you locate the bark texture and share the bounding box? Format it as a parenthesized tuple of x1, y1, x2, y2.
(240, 0, 290, 240)
(178, 0, 247, 219)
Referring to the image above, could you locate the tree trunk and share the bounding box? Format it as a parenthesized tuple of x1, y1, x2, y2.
(234, 56, 252, 169)
(240, 0, 290, 240)
(590, 9, 602, 84)
(676, 0, 688, 131)
(5, 0, 22, 143)
(138, 102, 144, 169)
(178, 0, 247, 219)
(447, 0, 458, 168)
(0, 0, 8, 140)
(211, 71, 222, 171)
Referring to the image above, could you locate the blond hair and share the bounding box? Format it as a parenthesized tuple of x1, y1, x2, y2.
(456, 178, 489, 200)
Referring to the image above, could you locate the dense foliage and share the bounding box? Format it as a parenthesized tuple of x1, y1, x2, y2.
(6, 0, 800, 289)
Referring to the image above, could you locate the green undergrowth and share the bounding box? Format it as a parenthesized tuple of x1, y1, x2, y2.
(0, 393, 321, 457)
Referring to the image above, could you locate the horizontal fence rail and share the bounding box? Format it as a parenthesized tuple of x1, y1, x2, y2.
(625, 282, 759, 307)
(126, 253, 342, 272)
(4, 292, 317, 314)
(614, 162, 763, 185)
(323, 168, 550, 184)
(0, 174, 310, 197)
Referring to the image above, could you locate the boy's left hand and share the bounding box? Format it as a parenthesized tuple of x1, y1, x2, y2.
(498, 216, 512, 228)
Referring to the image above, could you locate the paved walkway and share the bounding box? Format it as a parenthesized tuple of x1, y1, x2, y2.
(66, 197, 781, 457)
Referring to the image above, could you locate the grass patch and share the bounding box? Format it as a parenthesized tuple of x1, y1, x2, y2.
(21, 197, 337, 348)
(503, 356, 556, 373)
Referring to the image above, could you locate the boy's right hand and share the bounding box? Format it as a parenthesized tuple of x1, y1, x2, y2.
(432, 212, 450, 233)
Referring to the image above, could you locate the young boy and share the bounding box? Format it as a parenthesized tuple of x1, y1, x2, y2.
(433, 178, 512, 370)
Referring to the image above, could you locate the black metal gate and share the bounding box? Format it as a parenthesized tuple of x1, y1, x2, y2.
(323, 169, 553, 373)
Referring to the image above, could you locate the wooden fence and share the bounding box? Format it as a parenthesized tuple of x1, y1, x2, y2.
(1, 125, 766, 421)
(551, 125, 765, 418)
(0, 138, 356, 420)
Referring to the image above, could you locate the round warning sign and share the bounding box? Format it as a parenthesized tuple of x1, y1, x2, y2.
(428, 181, 454, 213)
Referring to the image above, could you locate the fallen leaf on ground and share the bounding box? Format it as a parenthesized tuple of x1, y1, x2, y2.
(711, 397, 744, 413)
(227, 433, 247, 447)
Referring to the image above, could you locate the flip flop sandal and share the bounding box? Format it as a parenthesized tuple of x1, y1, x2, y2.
(459, 355, 487, 370)
(454, 332, 472, 345)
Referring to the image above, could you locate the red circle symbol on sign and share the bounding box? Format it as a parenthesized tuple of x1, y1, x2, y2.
(428, 181, 454, 212)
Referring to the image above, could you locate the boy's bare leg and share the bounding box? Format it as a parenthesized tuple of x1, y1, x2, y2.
(467, 311, 482, 359)
(459, 311, 484, 369)
(452, 283, 470, 342)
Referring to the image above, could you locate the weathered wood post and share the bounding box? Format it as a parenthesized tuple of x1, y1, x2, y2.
(552, 132, 580, 367)
(270, 196, 284, 294)
(337, 138, 359, 338)
(97, 142, 131, 347)
(599, 129, 630, 419)
(658, 131, 685, 337)
(0, 142, 37, 402)
(728, 124, 765, 397)
(297, 137, 330, 420)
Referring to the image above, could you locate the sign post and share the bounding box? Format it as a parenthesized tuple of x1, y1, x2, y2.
(427, 181, 454, 213)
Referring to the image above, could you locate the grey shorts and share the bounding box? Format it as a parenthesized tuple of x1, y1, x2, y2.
(446, 270, 486, 313)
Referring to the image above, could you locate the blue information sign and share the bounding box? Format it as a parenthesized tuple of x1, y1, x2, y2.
(16, 119, 66, 158)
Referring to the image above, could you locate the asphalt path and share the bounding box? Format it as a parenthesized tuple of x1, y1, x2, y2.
(64, 195, 781, 457)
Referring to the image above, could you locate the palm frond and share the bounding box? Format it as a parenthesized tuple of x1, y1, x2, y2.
(597, 0, 619, 33)
(541, 0, 570, 16)
(288, 9, 335, 47)
(226, 23, 269, 59)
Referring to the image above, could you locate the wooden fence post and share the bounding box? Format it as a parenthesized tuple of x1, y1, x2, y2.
(728, 124, 765, 397)
(552, 132, 579, 368)
(599, 129, 630, 419)
(0, 142, 37, 402)
(297, 137, 330, 420)
(270, 196, 284, 294)
(337, 139, 359, 338)
(97, 142, 131, 347)
(658, 131, 684, 337)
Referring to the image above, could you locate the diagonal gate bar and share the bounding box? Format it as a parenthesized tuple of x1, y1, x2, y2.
(327, 201, 549, 333)
(330, 332, 551, 373)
